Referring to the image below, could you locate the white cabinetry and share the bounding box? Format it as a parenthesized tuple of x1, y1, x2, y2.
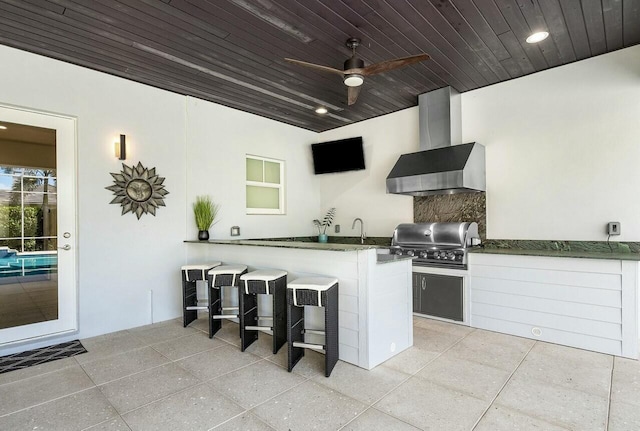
(469, 253, 638, 358)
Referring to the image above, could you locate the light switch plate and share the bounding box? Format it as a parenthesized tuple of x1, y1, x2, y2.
(607, 222, 621, 236)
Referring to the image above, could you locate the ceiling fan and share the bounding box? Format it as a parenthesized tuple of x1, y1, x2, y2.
(285, 38, 429, 106)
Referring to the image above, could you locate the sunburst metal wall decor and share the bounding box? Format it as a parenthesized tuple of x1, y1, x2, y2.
(106, 162, 169, 219)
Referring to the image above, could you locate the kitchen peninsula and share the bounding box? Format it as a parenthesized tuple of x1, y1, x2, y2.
(185, 239, 414, 369)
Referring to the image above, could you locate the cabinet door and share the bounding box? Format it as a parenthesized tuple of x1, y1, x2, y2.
(412, 273, 421, 313)
(419, 273, 463, 321)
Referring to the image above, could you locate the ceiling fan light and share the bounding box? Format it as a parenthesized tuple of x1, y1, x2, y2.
(526, 31, 549, 43)
(344, 74, 364, 87)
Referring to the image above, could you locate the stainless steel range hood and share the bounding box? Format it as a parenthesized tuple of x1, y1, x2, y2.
(386, 87, 485, 196)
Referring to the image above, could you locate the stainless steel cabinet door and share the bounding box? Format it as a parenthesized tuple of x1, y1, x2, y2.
(412, 273, 421, 313)
(416, 273, 463, 321)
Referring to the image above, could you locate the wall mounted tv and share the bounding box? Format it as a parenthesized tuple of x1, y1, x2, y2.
(311, 137, 365, 175)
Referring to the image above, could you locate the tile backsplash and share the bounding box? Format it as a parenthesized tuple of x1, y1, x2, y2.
(414, 192, 486, 239)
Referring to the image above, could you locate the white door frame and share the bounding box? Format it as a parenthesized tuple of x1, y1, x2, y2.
(0, 103, 78, 347)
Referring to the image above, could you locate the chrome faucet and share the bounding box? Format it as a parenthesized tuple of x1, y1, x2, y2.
(352, 218, 366, 244)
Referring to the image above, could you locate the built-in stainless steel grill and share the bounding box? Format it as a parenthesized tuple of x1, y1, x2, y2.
(390, 222, 481, 269)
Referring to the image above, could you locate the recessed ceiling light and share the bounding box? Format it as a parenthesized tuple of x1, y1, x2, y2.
(526, 31, 549, 44)
(315, 107, 328, 114)
(0, 125, 7, 130)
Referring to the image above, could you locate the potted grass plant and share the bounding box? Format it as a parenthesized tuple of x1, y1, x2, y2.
(313, 207, 336, 243)
(193, 195, 220, 240)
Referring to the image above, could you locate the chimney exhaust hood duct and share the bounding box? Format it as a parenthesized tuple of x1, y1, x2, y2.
(386, 87, 485, 196)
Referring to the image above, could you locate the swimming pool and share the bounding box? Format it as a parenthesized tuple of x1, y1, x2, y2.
(0, 252, 58, 278)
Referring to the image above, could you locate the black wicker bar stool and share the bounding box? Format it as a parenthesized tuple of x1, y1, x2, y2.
(239, 269, 288, 354)
(181, 262, 221, 329)
(287, 277, 339, 377)
(207, 264, 248, 338)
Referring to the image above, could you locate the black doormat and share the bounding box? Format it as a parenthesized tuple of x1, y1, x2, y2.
(0, 340, 87, 374)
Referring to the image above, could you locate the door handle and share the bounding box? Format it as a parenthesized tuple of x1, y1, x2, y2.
(421, 278, 426, 290)
(58, 244, 71, 251)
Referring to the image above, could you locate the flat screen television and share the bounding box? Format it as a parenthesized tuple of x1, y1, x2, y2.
(311, 137, 365, 174)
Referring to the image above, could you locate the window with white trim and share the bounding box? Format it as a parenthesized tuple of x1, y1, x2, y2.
(246, 155, 285, 215)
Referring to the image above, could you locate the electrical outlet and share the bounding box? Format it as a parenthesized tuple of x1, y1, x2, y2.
(607, 222, 621, 236)
(335, 224, 340, 233)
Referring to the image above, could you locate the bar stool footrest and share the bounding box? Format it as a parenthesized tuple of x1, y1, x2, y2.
(212, 314, 239, 320)
(245, 325, 273, 331)
(293, 341, 325, 352)
(185, 306, 209, 311)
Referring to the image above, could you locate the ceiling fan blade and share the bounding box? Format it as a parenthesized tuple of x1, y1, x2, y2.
(348, 86, 362, 106)
(361, 54, 429, 76)
(284, 58, 345, 76)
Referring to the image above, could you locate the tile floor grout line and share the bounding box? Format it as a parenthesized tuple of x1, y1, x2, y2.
(77, 343, 156, 364)
(245, 377, 360, 430)
(469, 340, 537, 431)
(0, 385, 98, 419)
(79, 414, 131, 431)
(81, 366, 135, 427)
(115, 379, 242, 418)
(336, 405, 422, 431)
(605, 357, 615, 431)
(210, 376, 313, 430)
(91, 358, 175, 388)
(0, 357, 80, 388)
(81, 333, 232, 387)
(79, 330, 197, 364)
(77, 355, 103, 389)
(117, 357, 307, 429)
(407, 328, 477, 377)
(336, 328, 478, 431)
(126, 328, 204, 347)
(184, 355, 265, 385)
(148, 337, 227, 362)
(115, 353, 267, 417)
(206, 411, 248, 431)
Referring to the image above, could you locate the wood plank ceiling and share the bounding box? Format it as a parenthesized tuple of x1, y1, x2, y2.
(0, 0, 639, 132)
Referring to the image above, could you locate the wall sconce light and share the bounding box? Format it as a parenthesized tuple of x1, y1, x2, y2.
(115, 134, 126, 160)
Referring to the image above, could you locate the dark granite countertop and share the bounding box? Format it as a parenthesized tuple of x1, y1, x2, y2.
(376, 254, 415, 264)
(185, 239, 379, 252)
(471, 240, 640, 261)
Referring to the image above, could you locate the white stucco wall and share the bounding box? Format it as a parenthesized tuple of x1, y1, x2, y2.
(316, 45, 640, 242)
(463, 45, 640, 241)
(185, 97, 319, 240)
(316, 108, 417, 237)
(0, 45, 318, 353)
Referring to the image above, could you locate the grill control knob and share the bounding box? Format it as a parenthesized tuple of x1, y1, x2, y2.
(419, 251, 428, 258)
(447, 252, 455, 260)
(406, 250, 414, 256)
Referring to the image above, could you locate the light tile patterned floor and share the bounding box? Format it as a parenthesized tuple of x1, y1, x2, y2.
(0, 316, 638, 431)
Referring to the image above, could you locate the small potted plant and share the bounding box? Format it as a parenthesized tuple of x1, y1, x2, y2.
(193, 195, 220, 241)
(314, 207, 336, 243)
